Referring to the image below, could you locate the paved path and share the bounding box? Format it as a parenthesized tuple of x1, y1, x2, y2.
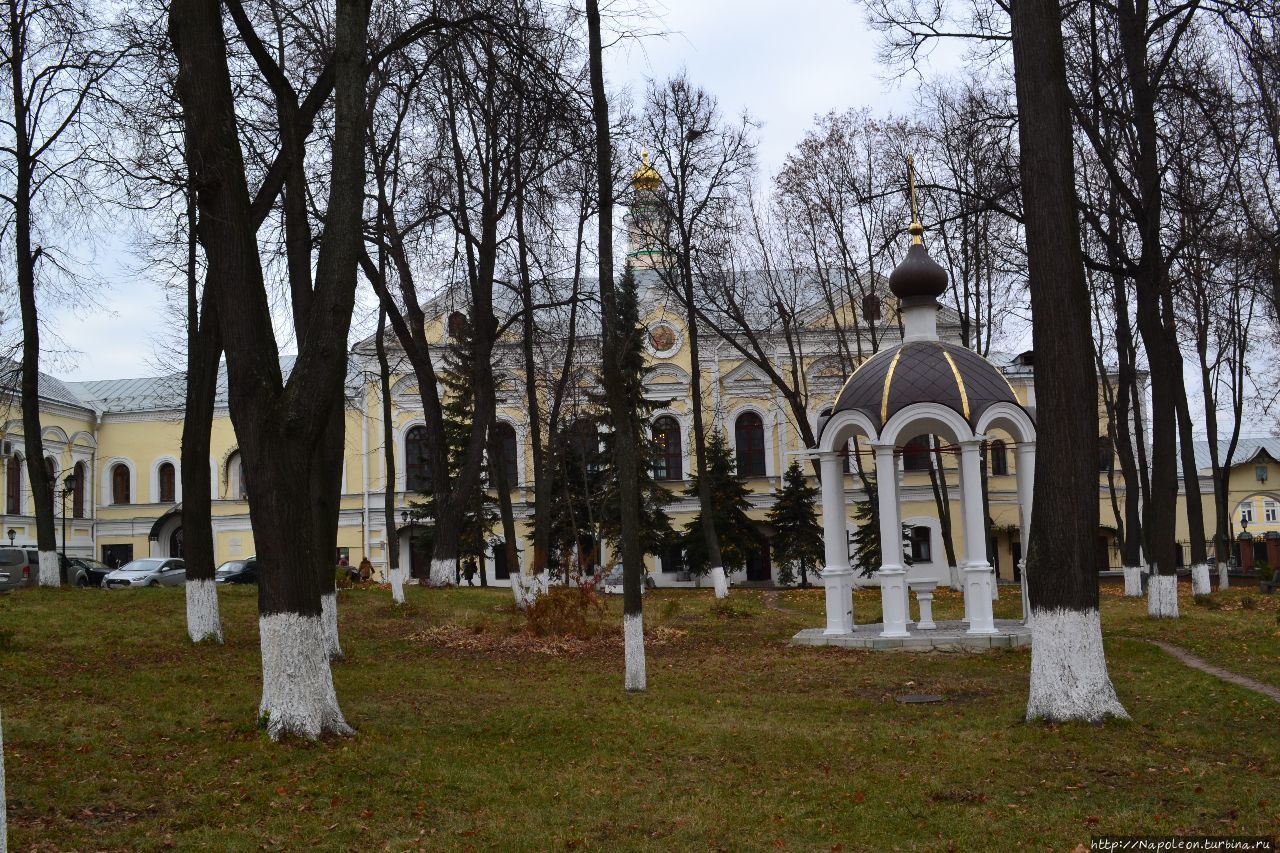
(1136, 638, 1280, 703)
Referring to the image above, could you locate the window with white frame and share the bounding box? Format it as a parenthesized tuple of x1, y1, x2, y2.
(1239, 501, 1254, 524)
(1265, 500, 1278, 523)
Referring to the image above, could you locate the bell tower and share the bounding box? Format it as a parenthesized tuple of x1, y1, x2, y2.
(625, 150, 666, 270)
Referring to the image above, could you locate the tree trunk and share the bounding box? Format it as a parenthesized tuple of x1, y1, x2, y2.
(375, 307, 406, 605)
(8, 12, 57, 585)
(927, 439, 960, 589)
(313, 396, 346, 662)
(181, 190, 224, 642)
(1010, 0, 1127, 722)
(169, 0, 362, 739)
(587, 0, 645, 691)
(681, 273, 727, 598)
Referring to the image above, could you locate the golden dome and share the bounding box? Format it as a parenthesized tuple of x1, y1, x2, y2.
(632, 149, 660, 191)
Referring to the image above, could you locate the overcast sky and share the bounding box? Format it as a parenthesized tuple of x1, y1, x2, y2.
(39, 0, 973, 383)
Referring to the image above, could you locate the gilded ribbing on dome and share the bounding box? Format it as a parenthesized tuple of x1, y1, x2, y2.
(941, 349, 971, 420)
(880, 349, 904, 424)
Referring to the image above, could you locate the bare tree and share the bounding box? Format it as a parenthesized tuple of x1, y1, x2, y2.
(168, 0, 448, 739)
(1010, 0, 1128, 723)
(585, 0, 646, 689)
(1, 0, 118, 587)
(637, 72, 756, 599)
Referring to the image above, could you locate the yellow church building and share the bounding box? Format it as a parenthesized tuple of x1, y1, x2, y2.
(0, 158, 1265, 587)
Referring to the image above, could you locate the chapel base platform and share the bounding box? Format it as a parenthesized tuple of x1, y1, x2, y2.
(791, 619, 1031, 651)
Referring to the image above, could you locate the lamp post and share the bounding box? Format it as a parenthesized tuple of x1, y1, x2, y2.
(7, 528, 14, 546)
(60, 471, 78, 562)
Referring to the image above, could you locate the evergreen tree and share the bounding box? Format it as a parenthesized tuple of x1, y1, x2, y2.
(768, 461, 824, 587)
(682, 429, 761, 577)
(407, 316, 496, 577)
(544, 415, 607, 584)
(850, 476, 912, 576)
(597, 267, 677, 559)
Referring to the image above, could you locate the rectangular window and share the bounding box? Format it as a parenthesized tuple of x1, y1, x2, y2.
(1240, 503, 1254, 524)
(902, 436, 931, 472)
(1256, 465, 1269, 483)
(1265, 501, 1278, 523)
(909, 526, 932, 563)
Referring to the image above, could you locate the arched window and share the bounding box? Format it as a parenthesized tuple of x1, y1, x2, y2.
(158, 462, 176, 503)
(72, 461, 86, 518)
(405, 426, 431, 492)
(652, 416, 682, 481)
(226, 453, 247, 500)
(735, 412, 766, 477)
(6, 455, 22, 515)
(566, 419, 600, 473)
(491, 422, 518, 487)
(1098, 436, 1114, 473)
(111, 463, 131, 505)
(989, 440, 1008, 476)
(910, 526, 932, 562)
(902, 435, 931, 472)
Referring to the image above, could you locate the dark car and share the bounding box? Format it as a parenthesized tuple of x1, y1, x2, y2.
(214, 558, 258, 584)
(70, 557, 112, 587)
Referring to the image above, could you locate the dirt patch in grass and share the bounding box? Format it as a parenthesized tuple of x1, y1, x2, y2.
(405, 623, 689, 658)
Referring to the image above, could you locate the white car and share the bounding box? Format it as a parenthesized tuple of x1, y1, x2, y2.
(103, 558, 187, 589)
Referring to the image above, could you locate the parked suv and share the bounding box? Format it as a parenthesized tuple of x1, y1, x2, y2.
(0, 548, 35, 591)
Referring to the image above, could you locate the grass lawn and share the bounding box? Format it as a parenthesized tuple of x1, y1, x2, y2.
(0, 581, 1276, 850)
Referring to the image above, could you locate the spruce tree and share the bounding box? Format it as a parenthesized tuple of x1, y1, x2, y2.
(597, 267, 677, 559)
(849, 474, 913, 577)
(407, 316, 496, 577)
(682, 429, 761, 578)
(768, 461, 824, 587)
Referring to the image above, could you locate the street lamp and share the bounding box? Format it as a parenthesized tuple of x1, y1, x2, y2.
(61, 471, 78, 563)
(7, 528, 14, 545)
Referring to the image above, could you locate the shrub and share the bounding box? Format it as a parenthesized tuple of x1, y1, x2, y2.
(524, 585, 606, 638)
(1255, 562, 1274, 581)
(1193, 594, 1220, 610)
(335, 567, 353, 590)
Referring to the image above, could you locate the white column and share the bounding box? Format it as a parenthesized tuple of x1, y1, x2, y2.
(820, 452, 853, 635)
(873, 442, 908, 638)
(960, 439, 998, 635)
(1014, 441, 1035, 623)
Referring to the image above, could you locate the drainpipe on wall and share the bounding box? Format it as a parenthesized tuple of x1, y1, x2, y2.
(360, 386, 370, 563)
(91, 409, 100, 560)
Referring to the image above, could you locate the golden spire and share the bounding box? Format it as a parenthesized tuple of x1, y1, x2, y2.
(632, 148, 661, 191)
(907, 154, 923, 246)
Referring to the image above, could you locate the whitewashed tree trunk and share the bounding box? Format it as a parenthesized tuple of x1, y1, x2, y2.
(1147, 573, 1180, 618)
(1, 707, 7, 853)
(1026, 608, 1129, 722)
(948, 564, 962, 591)
(1122, 566, 1143, 597)
(185, 579, 224, 643)
(320, 592, 343, 661)
(1190, 563, 1211, 596)
(710, 565, 728, 599)
(428, 559, 454, 587)
(1217, 561, 1229, 591)
(623, 611, 646, 691)
(258, 613, 353, 740)
(37, 550, 58, 587)
(390, 567, 406, 605)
